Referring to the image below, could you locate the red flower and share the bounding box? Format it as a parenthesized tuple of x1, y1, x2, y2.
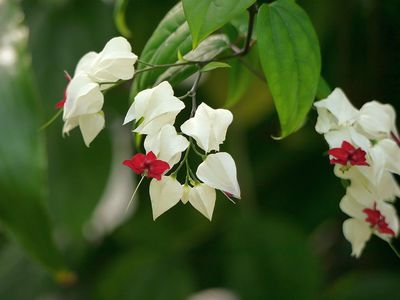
(328, 141, 369, 166)
(55, 71, 72, 109)
(123, 151, 170, 181)
(363, 203, 395, 236)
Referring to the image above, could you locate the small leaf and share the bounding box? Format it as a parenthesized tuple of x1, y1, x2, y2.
(257, 0, 321, 137)
(201, 62, 231, 72)
(177, 48, 185, 61)
(182, 0, 256, 48)
(114, 0, 132, 38)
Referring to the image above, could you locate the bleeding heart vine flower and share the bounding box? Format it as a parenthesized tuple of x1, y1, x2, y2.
(182, 184, 216, 221)
(196, 152, 240, 199)
(340, 193, 398, 257)
(144, 124, 189, 168)
(181, 102, 233, 153)
(62, 74, 104, 146)
(123, 151, 170, 181)
(74, 36, 138, 83)
(124, 81, 185, 135)
(328, 141, 369, 166)
(149, 176, 183, 220)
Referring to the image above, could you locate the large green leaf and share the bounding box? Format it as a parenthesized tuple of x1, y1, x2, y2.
(0, 1, 64, 272)
(257, 0, 321, 137)
(182, 0, 256, 48)
(131, 2, 193, 96)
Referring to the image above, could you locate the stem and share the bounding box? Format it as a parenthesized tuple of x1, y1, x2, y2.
(189, 70, 202, 117)
(38, 109, 63, 131)
(389, 242, 400, 259)
(125, 175, 145, 213)
(191, 143, 206, 159)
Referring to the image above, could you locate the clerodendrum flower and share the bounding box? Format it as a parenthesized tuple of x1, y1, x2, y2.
(123, 81, 185, 134)
(340, 193, 398, 257)
(62, 36, 137, 146)
(123, 151, 170, 181)
(196, 152, 241, 199)
(182, 184, 216, 221)
(149, 176, 183, 220)
(144, 124, 189, 168)
(181, 102, 233, 153)
(314, 87, 400, 257)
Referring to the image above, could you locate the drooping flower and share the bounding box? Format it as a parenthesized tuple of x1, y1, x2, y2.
(123, 151, 170, 181)
(180, 102, 233, 153)
(144, 124, 189, 168)
(182, 184, 216, 220)
(123, 81, 185, 135)
(196, 152, 240, 199)
(357, 101, 398, 140)
(340, 193, 398, 257)
(314, 88, 359, 134)
(62, 74, 105, 146)
(328, 141, 369, 166)
(74, 36, 138, 83)
(149, 176, 183, 220)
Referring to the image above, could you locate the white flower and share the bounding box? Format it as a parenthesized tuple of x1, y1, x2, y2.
(62, 74, 105, 146)
(196, 152, 240, 199)
(314, 88, 359, 134)
(357, 101, 398, 140)
(180, 102, 233, 153)
(123, 81, 185, 135)
(369, 139, 400, 181)
(144, 124, 189, 168)
(324, 126, 371, 150)
(74, 36, 138, 83)
(183, 184, 216, 221)
(340, 193, 398, 257)
(149, 176, 183, 220)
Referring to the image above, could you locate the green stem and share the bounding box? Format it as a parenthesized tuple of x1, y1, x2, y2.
(125, 175, 145, 213)
(38, 109, 63, 131)
(389, 242, 400, 259)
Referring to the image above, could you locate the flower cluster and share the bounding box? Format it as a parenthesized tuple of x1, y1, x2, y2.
(123, 82, 240, 220)
(315, 88, 400, 257)
(60, 37, 138, 146)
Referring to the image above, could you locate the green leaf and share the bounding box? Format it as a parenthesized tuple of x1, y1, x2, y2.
(131, 2, 193, 96)
(201, 61, 231, 72)
(226, 45, 260, 107)
(257, 0, 321, 137)
(114, 0, 132, 38)
(182, 0, 256, 48)
(155, 34, 230, 86)
(0, 1, 64, 272)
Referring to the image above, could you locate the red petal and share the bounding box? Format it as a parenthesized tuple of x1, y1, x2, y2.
(145, 151, 157, 162)
(55, 99, 66, 109)
(328, 148, 349, 161)
(341, 141, 356, 152)
(378, 225, 395, 236)
(148, 159, 170, 180)
(123, 153, 147, 174)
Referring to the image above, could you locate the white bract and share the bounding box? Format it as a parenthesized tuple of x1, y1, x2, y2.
(357, 101, 398, 140)
(184, 184, 216, 221)
(124, 81, 185, 135)
(144, 124, 189, 168)
(62, 74, 105, 146)
(74, 36, 138, 83)
(149, 176, 183, 220)
(181, 102, 233, 153)
(196, 152, 240, 199)
(314, 88, 359, 134)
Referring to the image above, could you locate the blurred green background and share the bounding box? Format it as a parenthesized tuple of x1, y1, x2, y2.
(1, 0, 400, 299)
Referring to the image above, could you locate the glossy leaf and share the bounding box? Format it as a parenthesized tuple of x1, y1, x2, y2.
(0, 1, 64, 272)
(114, 0, 132, 38)
(131, 2, 193, 96)
(257, 0, 321, 137)
(182, 0, 256, 48)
